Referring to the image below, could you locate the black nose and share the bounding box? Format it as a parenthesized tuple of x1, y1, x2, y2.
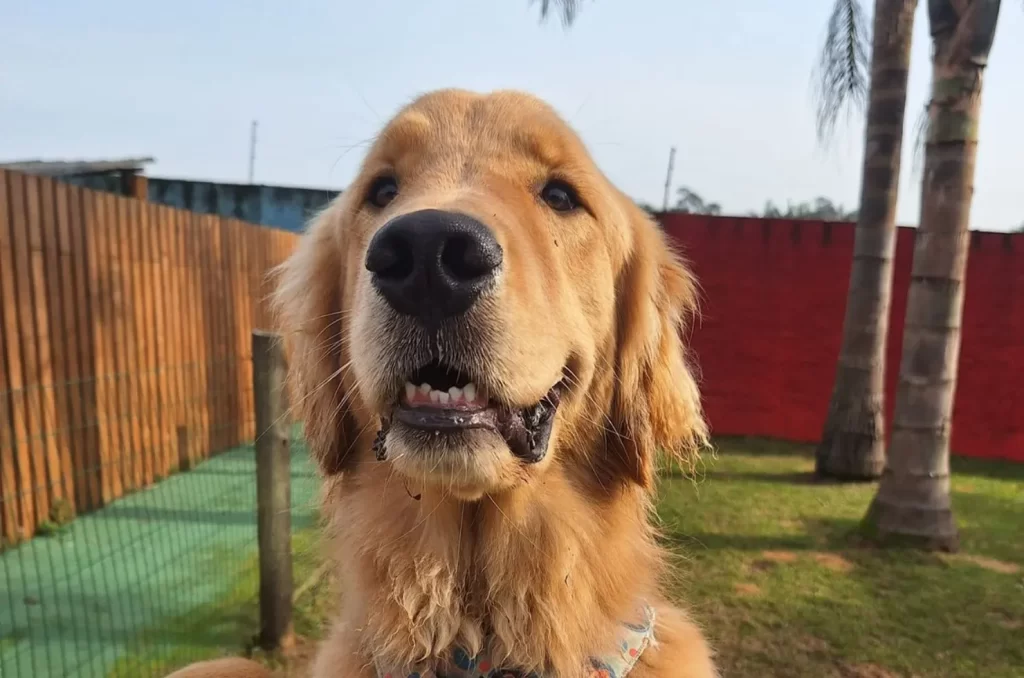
(365, 209, 503, 321)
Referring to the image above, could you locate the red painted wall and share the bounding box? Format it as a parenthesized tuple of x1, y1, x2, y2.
(660, 213, 1024, 462)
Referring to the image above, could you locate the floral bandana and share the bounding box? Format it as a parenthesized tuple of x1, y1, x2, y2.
(376, 603, 656, 678)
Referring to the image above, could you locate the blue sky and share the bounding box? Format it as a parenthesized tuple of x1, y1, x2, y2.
(2, 1, 1022, 231)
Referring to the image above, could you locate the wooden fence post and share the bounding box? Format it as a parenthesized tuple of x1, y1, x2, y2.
(252, 330, 294, 650)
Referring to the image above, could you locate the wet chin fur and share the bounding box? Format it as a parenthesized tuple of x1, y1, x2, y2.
(384, 424, 536, 500)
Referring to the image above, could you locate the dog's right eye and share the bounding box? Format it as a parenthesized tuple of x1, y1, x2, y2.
(540, 179, 580, 213)
(367, 176, 399, 208)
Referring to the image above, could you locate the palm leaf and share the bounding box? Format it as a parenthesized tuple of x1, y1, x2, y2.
(533, 0, 586, 27)
(812, 0, 871, 143)
(910, 93, 931, 177)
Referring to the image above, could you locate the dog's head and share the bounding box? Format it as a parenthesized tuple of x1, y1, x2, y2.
(275, 89, 706, 500)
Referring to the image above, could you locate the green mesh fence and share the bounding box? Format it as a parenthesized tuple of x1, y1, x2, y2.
(0, 412, 320, 678)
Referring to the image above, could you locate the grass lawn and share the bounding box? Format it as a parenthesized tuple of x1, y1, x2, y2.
(659, 437, 1024, 678)
(149, 438, 1023, 678)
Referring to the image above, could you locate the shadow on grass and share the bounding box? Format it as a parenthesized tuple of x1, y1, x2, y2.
(94, 506, 318, 530)
(710, 436, 816, 457)
(666, 531, 819, 552)
(703, 470, 860, 486)
(951, 456, 1024, 482)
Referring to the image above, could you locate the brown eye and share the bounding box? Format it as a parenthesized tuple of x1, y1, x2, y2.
(367, 175, 399, 208)
(540, 180, 580, 213)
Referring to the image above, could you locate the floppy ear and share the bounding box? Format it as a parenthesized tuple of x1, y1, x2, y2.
(272, 201, 366, 475)
(607, 206, 708, 488)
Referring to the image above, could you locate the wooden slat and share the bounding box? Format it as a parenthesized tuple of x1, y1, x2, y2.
(66, 184, 102, 510)
(111, 197, 139, 490)
(147, 202, 170, 478)
(217, 217, 231, 451)
(167, 207, 188, 469)
(92, 192, 122, 501)
(207, 214, 223, 456)
(230, 219, 253, 442)
(238, 221, 255, 440)
(142, 202, 161, 480)
(226, 219, 243, 447)
(204, 215, 220, 454)
(177, 209, 196, 467)
(38, 177, 76, 512)
(187, 212, 209, 461)
(130, 199, 154, 487)
(0, 171, 31, 541)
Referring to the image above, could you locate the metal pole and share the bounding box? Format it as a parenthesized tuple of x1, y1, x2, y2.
(662, 146, 676, 212)
(252, 330, 293, 650)
(248, 120, 258, 184)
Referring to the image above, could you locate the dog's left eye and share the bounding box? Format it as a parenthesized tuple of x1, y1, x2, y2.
(367, 175, 399, 209)
(540, 180, 580, 213)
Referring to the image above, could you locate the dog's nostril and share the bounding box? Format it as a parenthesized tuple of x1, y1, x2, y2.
(366, 233, 415, 281)
(366, 209, 503, 321)
(441, 233, 502, 282)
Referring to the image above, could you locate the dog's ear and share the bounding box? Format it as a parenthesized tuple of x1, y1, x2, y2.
(606, 205, 708, 488)
(272, 200, 366, 475)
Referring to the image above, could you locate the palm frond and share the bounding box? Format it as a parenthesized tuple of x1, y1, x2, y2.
(910, 94, 931, 177)
(533, 0, 586, 27)
(812, 0, 871, 143)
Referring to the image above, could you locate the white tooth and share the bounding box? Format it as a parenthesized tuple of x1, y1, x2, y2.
(449, 386, 463, 402)
(438, 391, 451, 404)
(419, 383, 431, 395)
(429, 390, 441, 403)
(463, 383, 477, 403)
(405, 383, 416, 400)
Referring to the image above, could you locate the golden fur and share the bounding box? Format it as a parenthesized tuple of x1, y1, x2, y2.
(166, 89, 716, 678)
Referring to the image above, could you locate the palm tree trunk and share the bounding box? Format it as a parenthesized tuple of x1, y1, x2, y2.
(816, 0, 918, 481)
(864, 0, 1002, 551)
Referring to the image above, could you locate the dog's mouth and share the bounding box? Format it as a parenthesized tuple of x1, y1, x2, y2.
(391, 360, 564, 463)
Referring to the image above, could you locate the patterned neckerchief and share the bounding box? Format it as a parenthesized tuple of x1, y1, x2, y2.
(376, 603, 656, 678)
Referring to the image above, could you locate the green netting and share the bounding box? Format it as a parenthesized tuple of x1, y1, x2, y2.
(0, 433, 319, 678)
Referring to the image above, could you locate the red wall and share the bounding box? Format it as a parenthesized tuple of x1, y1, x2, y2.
(660, 214, 1024, 462)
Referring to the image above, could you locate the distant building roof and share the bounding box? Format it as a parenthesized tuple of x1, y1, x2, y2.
(0, 157, 155, 176)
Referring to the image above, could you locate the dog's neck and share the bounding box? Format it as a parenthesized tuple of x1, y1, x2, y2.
(325, 465, 663, 678)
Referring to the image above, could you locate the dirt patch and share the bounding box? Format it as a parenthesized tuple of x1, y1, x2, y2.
(944, 553, 1020, 575)
(733, 582, 761, 596)
(987, 611, 1023, 630)
(761, 550, 799, 563)
(812, 552, 855, 573)
(794, 635, 831, 654)
(838, 662, 902, 678)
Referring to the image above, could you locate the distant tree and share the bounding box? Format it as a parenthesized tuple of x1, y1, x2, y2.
(1015, 221, 1024, 232)
(674, 187, 721, 215)
(760, 198, 858, 220)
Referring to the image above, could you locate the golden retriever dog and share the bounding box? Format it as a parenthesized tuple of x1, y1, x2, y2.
(167, 89, 716, 678)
